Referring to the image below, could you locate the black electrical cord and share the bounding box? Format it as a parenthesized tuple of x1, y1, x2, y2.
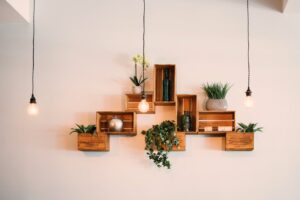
(246, 0, 252, 96)
(141, 0, 146, 99)
(30, 0, 37, 103)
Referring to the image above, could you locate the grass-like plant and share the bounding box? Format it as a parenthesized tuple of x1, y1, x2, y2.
(129, 75, 147, 87)
(203, 83, 231, 99)
(236, 123, 263, 133)
(70, 124, 96, 135)
(141, 120, 179, 169)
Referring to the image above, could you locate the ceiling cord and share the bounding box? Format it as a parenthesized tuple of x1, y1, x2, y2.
(247, 0, 251, 91)
(32, 0, 36, 96)
(142, 0, 146, 98)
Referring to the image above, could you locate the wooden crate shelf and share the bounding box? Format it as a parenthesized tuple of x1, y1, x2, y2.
(176, 94, 198, 134)
(225, 132, 254, 151)
(96, 111, 137, 136)
(125, 92, 155, 114)
(154, 64, 176, 106)
(78, 133, 110, 151)
(198, 111, 235, 135)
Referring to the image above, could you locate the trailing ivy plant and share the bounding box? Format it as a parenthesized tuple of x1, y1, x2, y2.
(203, 82, 231, 99)
(141, 120, 179, 169)
(70, 124, 96, 135)
(236, 123, 263, 133)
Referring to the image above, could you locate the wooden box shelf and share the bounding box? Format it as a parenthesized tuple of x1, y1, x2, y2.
(176, 95, 198, 134)
(96, 111, 137, 136)
(78, 133, 110, 151)
(225, 132, 254, 151)
(161, 132, 186, 151)
(198, 111, 235, 135)
(125, 92, 155, 114)
(154, 64, 176, 106)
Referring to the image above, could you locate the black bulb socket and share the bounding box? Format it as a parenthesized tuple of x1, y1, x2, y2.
(30, 94, 37, 104)
(245, 88, 252, 97)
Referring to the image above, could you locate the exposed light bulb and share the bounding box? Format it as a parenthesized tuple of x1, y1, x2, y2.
(28, 94, 39, 115)
(245, 88, 253, 107)
(245, 95, 254, 107)
(138, 99, 149, 113)
(28, 103, 39, 115)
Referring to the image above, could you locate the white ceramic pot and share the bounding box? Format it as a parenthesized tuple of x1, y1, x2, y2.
(109, 117, 123, 132)
(206, 99, 228, 111)
(133, 86, 142, 94)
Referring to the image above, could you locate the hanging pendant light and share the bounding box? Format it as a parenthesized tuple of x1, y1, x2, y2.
(28, 0, 39, 115)
(138, 0, 149, 113)
(244, 0, 254, 107)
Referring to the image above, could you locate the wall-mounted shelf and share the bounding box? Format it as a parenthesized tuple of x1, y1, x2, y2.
(161, 132, 186, 151)
(96, 111, 137, 136)
(176, 94, 197, 134)
(198, 111, 235, 135)
(154, 64, 176, 106)
(125, 92, 155, 114)
(225, 132, 254, 151)
(78, 133, 110, 151)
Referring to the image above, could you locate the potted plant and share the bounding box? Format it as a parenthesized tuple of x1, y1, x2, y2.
(141, 120, 179, 169)
(70, 124, 109, 151)
(130, 54, 149, 94)
(226, 123, 263, 151)
(203, 82, 231, 111)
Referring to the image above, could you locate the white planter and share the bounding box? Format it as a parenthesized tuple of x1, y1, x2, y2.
(206, 99, 228, 111)
(133, 86, 142, 94)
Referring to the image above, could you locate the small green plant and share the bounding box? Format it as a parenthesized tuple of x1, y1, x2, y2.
(236, 123, 263, 133)
(129, 75, 147, 86)
(69, 124, 96, 135)
(203, 83, 231, 99)
(141, 120, 179, 169)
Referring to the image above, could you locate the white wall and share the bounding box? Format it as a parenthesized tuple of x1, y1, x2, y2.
(0, 0, 300, 199)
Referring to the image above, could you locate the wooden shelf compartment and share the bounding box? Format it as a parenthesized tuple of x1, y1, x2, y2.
(78, 133, 110, 151)
(225, 132, 254, 151)
(96, 111, 137, 136)
(125, 92, 155, 114)
(176, 94, 198, 134)
(198, 111, 235, 135)
(154, 64, 176, 106)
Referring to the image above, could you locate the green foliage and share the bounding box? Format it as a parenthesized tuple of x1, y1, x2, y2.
(203, 82, 231, 99)
(236, 123, 263, 133)
(141, 120, 179, 169)
(70, 124, 96, 135)
(129, 75, 147, 86)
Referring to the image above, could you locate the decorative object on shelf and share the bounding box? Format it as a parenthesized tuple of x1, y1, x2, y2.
(27, 0, 39, 116)
(70, 124, 96, 135)
(203, 83, 231, 111)
(180, 111, 192, 132)
(244, 0, 254, 107)
(138, 0, 150, 113)
(141, 120, 180, 169)
(226, 123, 262, 151)
(108, 117, 123, 132)
(163, 68, 171, 101)
(236, 122, 263, 133)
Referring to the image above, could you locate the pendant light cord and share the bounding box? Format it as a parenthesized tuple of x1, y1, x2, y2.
(247, 0, 251, 90)
(142, 0, 146, 97)
(32, 0, 36, 96)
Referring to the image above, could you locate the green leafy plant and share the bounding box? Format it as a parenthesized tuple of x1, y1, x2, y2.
(129, 75, 147, 86)
(69, 124, 96, 135)
(141, 120, 179, 169)
(236, 123, 263, 133)
(203, 83, 231, 99)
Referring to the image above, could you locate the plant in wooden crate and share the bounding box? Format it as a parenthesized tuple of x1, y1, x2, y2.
(130, 54, 149, 94)
(203, 83, 231, 111)
(70, 124, 96, 135)
(226, 123, 263, 151)
(236, 123, 263, 133)
(142, 120, 179, 169)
